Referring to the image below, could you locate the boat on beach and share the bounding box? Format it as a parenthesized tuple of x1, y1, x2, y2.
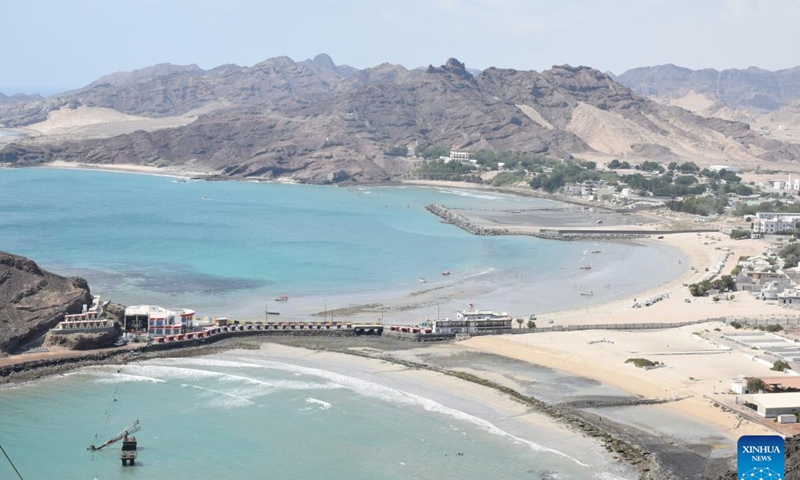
(275, 295, 289, 302)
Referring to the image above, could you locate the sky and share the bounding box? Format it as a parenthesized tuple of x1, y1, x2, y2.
(2, 0, 799, 95)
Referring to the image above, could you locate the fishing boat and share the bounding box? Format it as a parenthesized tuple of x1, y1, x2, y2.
(580, 290, 594, 296)
(441, 270, 450, 276)
(275, 295, 289, 302)
(580, 264, 592, 270)
(591, 250, 601, 254)
(419, 278, 427, 283)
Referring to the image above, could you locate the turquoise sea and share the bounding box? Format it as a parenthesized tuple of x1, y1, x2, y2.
(0, 168, 677, 479)
(0, 349, 636, 479)
(0, 168, 683, 320)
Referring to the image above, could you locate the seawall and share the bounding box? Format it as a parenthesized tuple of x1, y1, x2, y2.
(425, 204, 717, 241)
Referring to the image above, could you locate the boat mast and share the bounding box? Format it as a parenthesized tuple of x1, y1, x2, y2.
(0, 443, 24, 480)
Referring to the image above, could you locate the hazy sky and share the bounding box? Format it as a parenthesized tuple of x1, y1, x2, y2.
(3, 0, 799, 94)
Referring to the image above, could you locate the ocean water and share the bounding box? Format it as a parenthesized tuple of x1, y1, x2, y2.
(0, 351, 634, 480)
(0, 168, 683, 320)
(0, 168, 668, 479)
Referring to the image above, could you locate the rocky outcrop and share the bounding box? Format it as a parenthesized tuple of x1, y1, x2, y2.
(44, 327, 120, 350)
(0, 251, 92, 353)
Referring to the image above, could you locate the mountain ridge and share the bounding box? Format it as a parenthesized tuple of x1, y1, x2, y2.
(2, 55, 800, 183)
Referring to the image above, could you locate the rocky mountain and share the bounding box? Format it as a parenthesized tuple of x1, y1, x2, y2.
(0, 252, 92, 353)
(615, 64, 800, 111)
(2, 55, 800, 182)
(0, 92, 43, 107)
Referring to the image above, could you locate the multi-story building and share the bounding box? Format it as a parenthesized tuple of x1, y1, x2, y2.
(433, 310, 513, 334)
(123, 305, 195, 337)
(751, 212, 800, 234)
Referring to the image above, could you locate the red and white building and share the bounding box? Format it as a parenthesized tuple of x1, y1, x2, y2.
(123, 305, 195, 337)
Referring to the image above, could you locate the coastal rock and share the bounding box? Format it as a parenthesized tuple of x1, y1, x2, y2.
(0, 251, 92, 353)
(44, 326, 120, 350)
(326, 169, 351, 183)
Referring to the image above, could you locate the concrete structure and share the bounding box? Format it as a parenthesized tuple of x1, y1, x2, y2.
(738, 392, 800, 418)
(778, 414, 797, 424)
(449, 150, 471, 164)
(752, 212, 800, 234)
(778, 289, 800, 306)
(433, 310, 513, 334)
(123, 305, 195, 336)
(723, 331, 800, 362)
(760, 281, 784, 300)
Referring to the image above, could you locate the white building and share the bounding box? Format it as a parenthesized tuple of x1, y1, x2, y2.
(738, 392, 800, 418)
(778, 289, 800, 306)
(449, 150, 471, 164)
(433, 310, 513, 334)
(123, 305, 195, 337)
(752, 212, 800, 234)
(709, 165, 741, 173)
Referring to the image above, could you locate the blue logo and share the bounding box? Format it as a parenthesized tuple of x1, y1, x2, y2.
(738, 435, 784, 480)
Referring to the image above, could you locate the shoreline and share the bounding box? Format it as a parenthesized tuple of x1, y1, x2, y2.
(0, 335, 674, 478)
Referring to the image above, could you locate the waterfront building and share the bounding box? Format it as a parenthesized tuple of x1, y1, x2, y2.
(123, 305, 195, 336)
(433, 310, 513, 334)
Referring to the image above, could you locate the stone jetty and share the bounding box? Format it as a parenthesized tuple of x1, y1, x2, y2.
(425, 204, 651, 241)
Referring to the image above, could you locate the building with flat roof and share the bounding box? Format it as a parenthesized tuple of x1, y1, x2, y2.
(752, 212, 800, 234)
(123, 305, 195, 336)
(433, 310, 513, 335)
(738, 392, 800, 418)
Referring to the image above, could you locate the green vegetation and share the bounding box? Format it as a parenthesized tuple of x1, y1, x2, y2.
(779, 243, 800, 269)
(731, 265, 742, 276)
(527, 320, 536, 329)
(666, 195, 727, 216)
(747, 377, 767, 393)
(636, 161, 665, 173)
(416, 144, 450, 160)
(607, 159, 631, 169)
(772, 360, 791, 372)
(516, 318, 524, 328)
(473, 150, 554, 171)
(625, 358, 660, 369)
(730, 321, 743, 329)
(528, 160, 617, 193)
(730, 229, 751, 240)
(384, 145, 408, 157)
(735, 201, 800, 217)
(413, 159, 481, 182)
(688, 275, 736, 297)
(491, 171, 527, 186)
(763, 324, 784, 333)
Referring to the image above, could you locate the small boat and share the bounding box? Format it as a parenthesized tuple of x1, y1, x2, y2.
(591, 250, 601, 254)
(419, 278, 427, 283)
(275, 295, 289, 302)
(580, 291, 594, 296)
(202, 196, 209, 200)
(441, 270, 450, 276)
(580, 264, 592, 270)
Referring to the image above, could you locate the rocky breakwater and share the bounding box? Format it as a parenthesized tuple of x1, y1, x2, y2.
(425, 204, 510, 236)
(426, 204, 649, 241)
(0, 251, 92, 353)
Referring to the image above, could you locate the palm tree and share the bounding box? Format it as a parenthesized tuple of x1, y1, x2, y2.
(516, 318, 524, 329)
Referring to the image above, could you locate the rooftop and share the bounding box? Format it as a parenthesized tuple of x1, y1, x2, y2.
(743, 392, 800, 409)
